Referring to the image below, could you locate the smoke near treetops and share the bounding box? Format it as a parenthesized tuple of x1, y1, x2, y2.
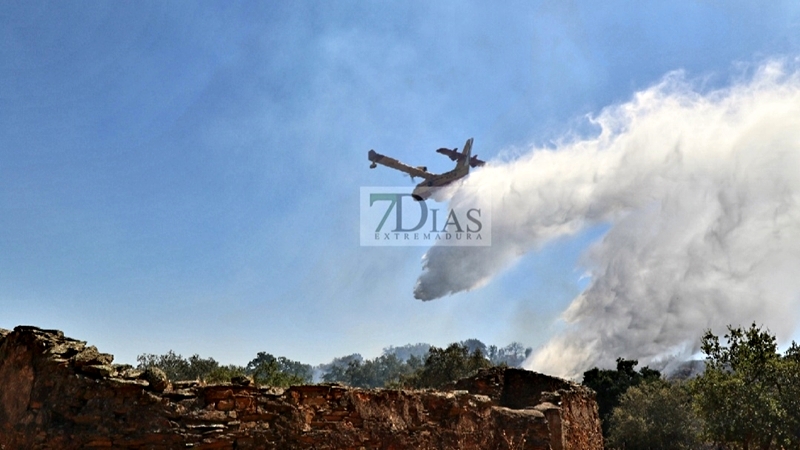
(414, 60, 800, 379)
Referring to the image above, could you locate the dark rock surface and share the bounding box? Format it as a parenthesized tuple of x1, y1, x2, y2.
(0, 326, 603, 449)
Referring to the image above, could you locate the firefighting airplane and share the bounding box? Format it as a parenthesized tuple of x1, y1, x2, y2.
(368, 138, 484, 201)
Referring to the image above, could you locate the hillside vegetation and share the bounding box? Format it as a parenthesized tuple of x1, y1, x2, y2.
(137, 339, 531, 389)
(583, 323, 800, 450)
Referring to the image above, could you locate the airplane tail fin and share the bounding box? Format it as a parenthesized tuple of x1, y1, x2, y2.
(456, 138, 474, 171)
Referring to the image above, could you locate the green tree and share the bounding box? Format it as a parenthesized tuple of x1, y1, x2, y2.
(205, 364, 247, 383)
(607, 380, 701, 450)
(187, 354, 221, 379)
(582, 358, 661, 437)
(137, 351, 224, 381)
(691, 323, 787, 449)
(459, 338, 488, 356)
(137, 350, 313, 386)
(246, 352, 312, 387)
(320, 340, 531, 387)
(331, 354, 411, 388)
(319, 353, 363, 383)
(778, 342, 800, 447)
(137, 351, 187, 380)
(486, 342, 533, 367)
(401, 343, 492, 389)
(322, 353, 423, 388)
(382, 343, 431, 362)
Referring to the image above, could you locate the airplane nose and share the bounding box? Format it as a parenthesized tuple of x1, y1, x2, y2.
(412, 186, 427, 201)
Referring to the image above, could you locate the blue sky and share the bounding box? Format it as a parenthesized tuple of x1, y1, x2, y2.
(2, 2, 800, 368)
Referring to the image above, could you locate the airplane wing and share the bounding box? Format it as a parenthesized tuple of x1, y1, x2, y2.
(438, 146, 485, 167)
(469, 155, 486, 167)
(368, 150, 435, 180)
(436, 148, 460, 161)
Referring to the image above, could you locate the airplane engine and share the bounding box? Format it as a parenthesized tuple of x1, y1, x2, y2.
(416, 166, 428, 172)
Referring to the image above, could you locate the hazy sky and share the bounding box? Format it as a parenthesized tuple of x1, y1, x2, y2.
(3, 2, 800, 369)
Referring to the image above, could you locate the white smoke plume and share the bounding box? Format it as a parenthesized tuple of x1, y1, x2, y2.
(414, 60, 800, 378)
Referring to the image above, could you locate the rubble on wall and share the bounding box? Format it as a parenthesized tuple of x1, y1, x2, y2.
(0, 326, 603, 449)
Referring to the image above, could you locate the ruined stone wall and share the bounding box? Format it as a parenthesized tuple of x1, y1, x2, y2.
(450, 368, 603, 450)
(0, 326, 602, 449)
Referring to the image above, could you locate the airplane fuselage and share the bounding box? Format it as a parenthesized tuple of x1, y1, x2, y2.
(411, 164, 469, 201)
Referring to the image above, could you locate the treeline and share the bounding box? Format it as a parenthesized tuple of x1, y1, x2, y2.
(136, 351, 313, 387)
(583, 323, 800, 450)
(137, 339, 531, 390)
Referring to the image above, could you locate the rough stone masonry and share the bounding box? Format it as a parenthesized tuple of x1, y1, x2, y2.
(0, 326, 603, 449)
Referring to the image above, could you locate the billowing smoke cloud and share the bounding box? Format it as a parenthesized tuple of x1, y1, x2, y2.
(414, 60, 800, 378)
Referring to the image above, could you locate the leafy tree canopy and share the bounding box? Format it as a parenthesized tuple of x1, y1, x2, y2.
(137, 350, 311, 387)
(382, 343, 431, 362)
(608, 379, 701, 450)
(322, 353, 422, 388)
(691, 323, 800, 449)
(582, 358, 661, 437)
(400, 343, 492, 389)
(246, 352, 313, 387)
(137, 351, 221, 382)
(319, 339, 531, 388)
(486, 342, 532, 367)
